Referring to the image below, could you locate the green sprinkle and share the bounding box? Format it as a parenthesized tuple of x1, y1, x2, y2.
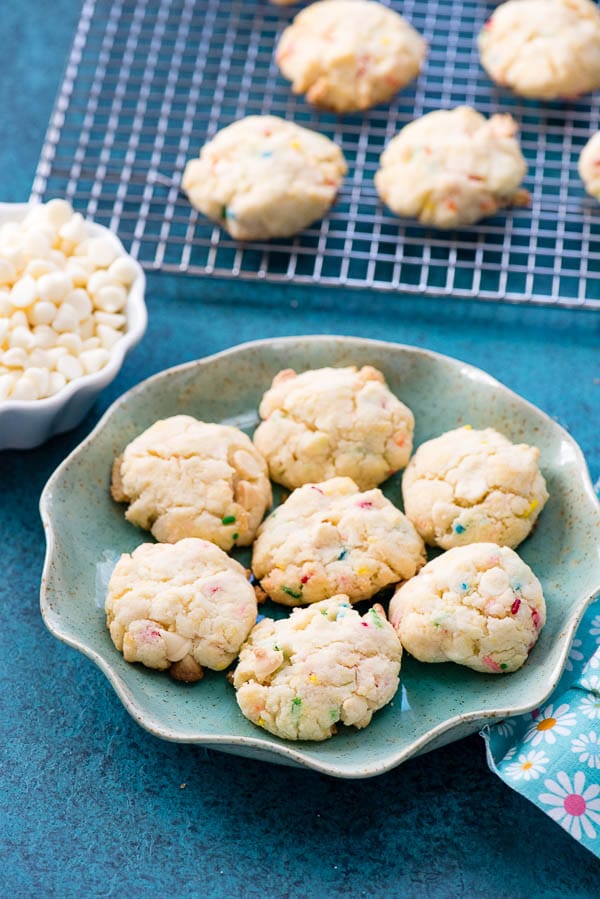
(220, 204, 227, 219)
(222, 515, 236, 525)
(232, 532, 239, 541)
(282, 585, 302, 599)
(273, 643, 280, 652)
(500, 663, 508, 670)
(291, 697, 302, 714)
(369, 608, 384, 628)
(329, 709, 338, 721)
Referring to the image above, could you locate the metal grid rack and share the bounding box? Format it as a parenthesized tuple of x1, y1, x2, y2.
(31, 0, 600, 308)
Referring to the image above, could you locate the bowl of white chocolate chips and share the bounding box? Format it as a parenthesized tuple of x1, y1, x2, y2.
(0, 199, 146, 450)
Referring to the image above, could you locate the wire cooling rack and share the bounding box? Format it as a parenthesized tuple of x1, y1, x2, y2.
(31, 0, 600, 308)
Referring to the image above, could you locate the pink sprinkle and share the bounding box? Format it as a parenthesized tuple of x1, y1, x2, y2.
(310, 486, 324, 494)
(483, 655, 502, 673)
(358, 501, 373, 509)
(531, 608, 541, 629)
(361, 621, 370, 627)
(511, 598, 521, 615)
(301, 574, 311, 584)
(209, 585, 222, 594)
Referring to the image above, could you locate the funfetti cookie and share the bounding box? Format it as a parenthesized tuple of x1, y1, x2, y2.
(233, 595, 402, 740)
(389, 543, 546, 674)
(105, 538, 258, 682)
(579, 132, 600, 201)
(276, 0, 426, 113)
(111, 415, 272, 550)
(479, 0, 600, 100)
(252, 476, 425, 606)
(375, 107, 529, 229)
(401, 426, 548, 550)
(182, 116, 346, 240)
(253, 365, 414, 490)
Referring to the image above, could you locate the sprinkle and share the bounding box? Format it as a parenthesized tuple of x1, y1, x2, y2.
(291, 697, 302, 713)
(356, 566, 370, 576)
(358, 501, 373, 509)
(273, 643, 280, 651)
(454, 523, 466, 534)
(260, 150, 273, 158)
(220, 205, 227, 219)
(460, 582, 469, 591)
(310, 485, 324, 494)
(394, 434, 405, 446)
(500, 663, 508, 670)
(232, 532, 239, 541)
(300, 573, 312, 584)
(511, 598, 521, 615)
(531, 608, 541, 629)
(222, 515, 236, 525)
(522, 499, 538, 519)
(338, 549, 348, 560)
(329, 709, 338, 721)
(464, 424, 472, 430)
(369, 608, 384, 628)
(282, 585, 302, 599)
(361, 621, 369, 628)
(289, 140, 302, 150)
(309, 674, 319, 684)
(257, 717, 266, 727)
(256, 613, 265, 623)
(483, 655, 503, 673)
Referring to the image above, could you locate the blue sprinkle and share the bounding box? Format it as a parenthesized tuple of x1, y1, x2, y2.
(338, 549, 348, 560)
(256, 613, 265, 623)
(260, 150, 273, 158)
(454, 523, 466, 534)
(460, 582, 469, 591)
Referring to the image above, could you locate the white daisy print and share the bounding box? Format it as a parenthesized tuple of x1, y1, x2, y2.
(571, 732, 600, 769)
(583, 648, 600, 673)
(494, 720, 516, 738)
(564, 638, 584, 672)
(503, 749, 549, 781)
(523, 702, 577, 746)
(589, 613, 600, 642)
(539, 771, 600, 841)
(579, 675, 600, 720)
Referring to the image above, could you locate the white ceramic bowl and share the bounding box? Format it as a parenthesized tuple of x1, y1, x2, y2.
(0, 202, 147, 450)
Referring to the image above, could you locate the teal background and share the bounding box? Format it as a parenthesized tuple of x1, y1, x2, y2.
(1, 2, 599, 896)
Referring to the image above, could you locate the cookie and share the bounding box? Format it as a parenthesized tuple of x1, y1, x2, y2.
(389, 543, 546, 674)
(252, 476, 426, 606)
(401, 426, 548, 550)
(253, 365, 414, 490)
(105, 538, 258, 681)
(579, 132, 600, 200)
(479, 0, 600, 100)
(233, 595, 402, 740)
(111, 415, 272, 550)
(181, 115, 347, 240)
(374, 106, 529, 229)
(276, 0, 426, 113)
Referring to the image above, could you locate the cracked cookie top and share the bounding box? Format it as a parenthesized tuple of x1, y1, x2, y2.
(389, 542, 546, 673)
(111, 415, 272, 550)
(401, 426, 548, 550)
(253, 365, 414, 490)
(252, 476, 425, 606)
(105, 538, 258, 680)
(233, 594, 402, 740)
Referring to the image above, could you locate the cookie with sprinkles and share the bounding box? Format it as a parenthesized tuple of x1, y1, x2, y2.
(401, 426, 548, 551)
(233, 595, 402, 740)
(111, 415, 272, 550)
(253, 365, 414, 491)
(374, 106, 529, 229)
(181, 115, 346, 240)
(252, 476, 425, 606)
(579, 132, 600, 201)
(275, 0, 426, 113)
(389, 543, 546, 674)
(479, 0, 600, 100)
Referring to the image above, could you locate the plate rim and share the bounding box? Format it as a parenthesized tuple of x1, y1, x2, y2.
(39, 334, 600, 778)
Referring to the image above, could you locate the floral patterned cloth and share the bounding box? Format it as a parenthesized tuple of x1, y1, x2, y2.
(482, 599, 600, 855)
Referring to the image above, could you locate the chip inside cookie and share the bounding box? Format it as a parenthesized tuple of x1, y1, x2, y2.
(401, 426, 548, 550)
(253, 365, 414, 490)
(389, 543, 546, 674)
(233, 595, 402, 740)
(252, 476, 425, 606)
(105, 538, 258, 681)
(111, 415, 272, 550)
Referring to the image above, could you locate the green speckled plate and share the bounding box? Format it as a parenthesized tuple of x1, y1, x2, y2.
(40, 336, 600, 778)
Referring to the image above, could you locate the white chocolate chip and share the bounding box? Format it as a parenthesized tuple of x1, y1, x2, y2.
(56, 353, 84, 381)
(65, 288, 92, 319)
(94, 284, 127, 313)
(56, 332, 83, 354)
(0, 372, 17, 400)
(86, 270, 113, 296)
(0, 258, 16, 285)
(96, 324, 122, 350)
(52, 304, 80, 333)
(25, 366, 50, 397)
(86, 236, 119, 268)
(37, 271, 72, 303)
(28, 300, 57, 326)
(80, 347, 110, 374)
(108, 255, 138, 286)
(10, 326, 35, 351)
(32, 325, 58, 349)
(44, 198, 74, 229)
(25, 258, 59, 280)
(94, 311, 126, 329)
(48, 370, 68, 395)
(0, 319, 9, 343)
(11, 373, 40, 400)
(10, 275, 37, 308)
(2, 346, 28, 367)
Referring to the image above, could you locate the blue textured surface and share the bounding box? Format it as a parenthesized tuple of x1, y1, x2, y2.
(1, 2, 600, 896)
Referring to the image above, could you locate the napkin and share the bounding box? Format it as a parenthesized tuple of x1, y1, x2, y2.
(482, 598, 600, 856)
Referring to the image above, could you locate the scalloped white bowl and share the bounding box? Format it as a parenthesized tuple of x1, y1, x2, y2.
(40, 336, 600, 778)
(0, 202, 147, 450)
